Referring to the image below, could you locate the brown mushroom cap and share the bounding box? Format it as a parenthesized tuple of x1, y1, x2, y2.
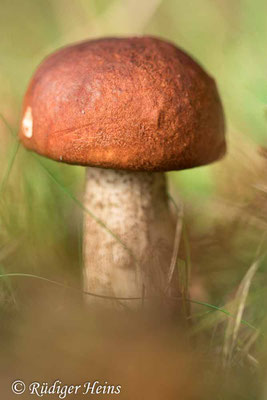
(19, 36, 226, 171)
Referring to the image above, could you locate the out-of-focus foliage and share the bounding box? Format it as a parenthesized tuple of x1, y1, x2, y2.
(1, 0, 267, 197)
(1, 1, 267, 399)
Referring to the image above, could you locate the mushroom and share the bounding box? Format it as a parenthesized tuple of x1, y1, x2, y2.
(19, 37, 225, 308)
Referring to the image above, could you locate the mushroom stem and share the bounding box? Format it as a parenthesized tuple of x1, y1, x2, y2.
(83, 167, 178, 308)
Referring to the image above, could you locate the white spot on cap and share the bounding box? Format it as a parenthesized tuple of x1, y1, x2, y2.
(81, 110, 85, 114)
(22, 107, 33, 138)
(59, 156, 63, 161)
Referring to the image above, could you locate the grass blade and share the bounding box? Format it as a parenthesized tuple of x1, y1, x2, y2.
(223, 255, 263, 368)
(165, 202, 183, 290)
(0, 115, 139, 266)
(0, 141, 20, 195)
(0, 271, 261, 334)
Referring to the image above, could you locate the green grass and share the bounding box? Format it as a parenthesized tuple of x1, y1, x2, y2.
(1, 1, 267, 399)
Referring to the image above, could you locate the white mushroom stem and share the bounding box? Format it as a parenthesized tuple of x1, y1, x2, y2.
(83, 167, 178, 308)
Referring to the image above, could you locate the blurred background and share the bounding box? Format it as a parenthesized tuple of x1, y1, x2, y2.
(1, 1, 267, 399)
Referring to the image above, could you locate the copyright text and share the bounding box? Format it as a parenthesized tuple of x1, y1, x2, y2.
(11, 380, 121, 398)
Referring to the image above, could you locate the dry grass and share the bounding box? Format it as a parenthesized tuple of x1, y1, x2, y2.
(1, 1, 267, 399)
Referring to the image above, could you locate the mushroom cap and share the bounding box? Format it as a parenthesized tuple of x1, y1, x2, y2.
(19, 36, 226, 171)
